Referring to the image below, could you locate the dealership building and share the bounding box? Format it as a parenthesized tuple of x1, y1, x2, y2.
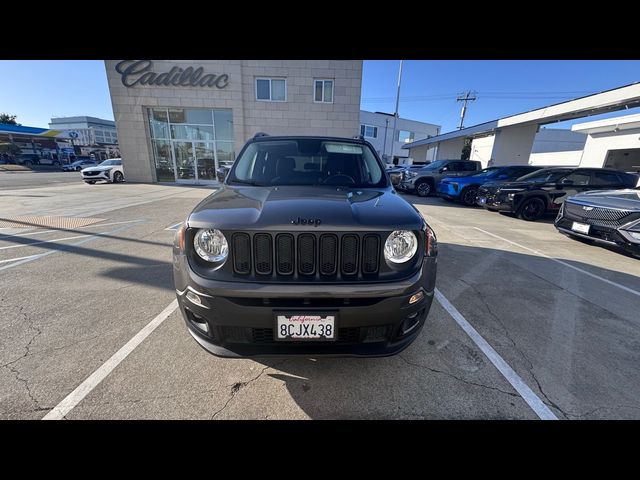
(104, 60, 363, 183)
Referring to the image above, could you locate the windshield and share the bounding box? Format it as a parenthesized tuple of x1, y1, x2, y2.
(99, 159, 122, 166)
(516, 168, 571, 183)
(470, 167, 501, 178)
(228, 139, 387, 188)
(421, 160, 448, 171)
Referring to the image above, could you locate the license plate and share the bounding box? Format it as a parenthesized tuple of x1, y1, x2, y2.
(571, 221, 590, 234)
(478, 196, 487, 204)
(275, 313, 336, 341)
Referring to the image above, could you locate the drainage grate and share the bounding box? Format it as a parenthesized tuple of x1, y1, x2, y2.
(0, 216, 106, 229)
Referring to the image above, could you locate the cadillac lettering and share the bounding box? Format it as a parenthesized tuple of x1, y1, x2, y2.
(115, 60, 229, 89)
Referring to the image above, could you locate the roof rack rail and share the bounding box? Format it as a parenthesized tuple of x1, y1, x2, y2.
(253, 132, 269, 138)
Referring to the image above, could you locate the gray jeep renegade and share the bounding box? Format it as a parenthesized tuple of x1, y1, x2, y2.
(173, 134, 438, 357)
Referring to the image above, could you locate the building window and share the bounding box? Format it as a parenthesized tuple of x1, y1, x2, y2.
(147, 107, 235, 183)
(398, 130, 415, 143)
(360, 124, 378, 139)
(314, 79, 334, 103)
(256, 78, 286, 101)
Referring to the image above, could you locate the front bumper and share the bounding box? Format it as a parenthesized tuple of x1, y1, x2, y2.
(476, 191, 515, 211)
(173, 253, 437, 357)
(82, 171, 110, 182)
(436, 182, 460, 200)
(397, 180, 416, 192)
(555, 216, 640, 256)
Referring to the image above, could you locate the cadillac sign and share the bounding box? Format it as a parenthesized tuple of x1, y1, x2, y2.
(115, 60, 229, 89)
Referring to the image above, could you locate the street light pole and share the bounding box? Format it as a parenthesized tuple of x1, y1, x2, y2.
(389, 59, 403, 165)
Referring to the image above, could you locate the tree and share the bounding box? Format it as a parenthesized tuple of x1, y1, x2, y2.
(0, 113, 20, 125)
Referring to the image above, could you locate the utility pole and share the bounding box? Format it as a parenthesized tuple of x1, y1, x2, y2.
(389, 60, 404, 164)
(457, 90, 477, 130)
(382, 117, 389, 160)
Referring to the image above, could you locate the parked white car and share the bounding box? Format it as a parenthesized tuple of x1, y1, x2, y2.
(81, 158, 124, 184)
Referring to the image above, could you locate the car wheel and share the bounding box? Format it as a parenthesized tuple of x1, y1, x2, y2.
(416, 180, 432, 197)
(517, 197, 546, 221)
(53, 161, 61, 167)
(113, 171, 124, 183)
(24, 160, 32, 167)
(460, 186, 479, 206)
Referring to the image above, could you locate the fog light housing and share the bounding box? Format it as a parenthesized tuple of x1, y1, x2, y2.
(187, 310, 209, 334)
(186, 290, 202, 306)
(409, 291, 424, 305)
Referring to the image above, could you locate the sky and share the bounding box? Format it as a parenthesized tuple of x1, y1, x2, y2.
(1, 60, 639, 133)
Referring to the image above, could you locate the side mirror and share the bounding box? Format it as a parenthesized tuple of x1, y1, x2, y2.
(440, 167, 448, 173)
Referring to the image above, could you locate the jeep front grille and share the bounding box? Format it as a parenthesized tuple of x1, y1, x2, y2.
(230, 231, 382, 279)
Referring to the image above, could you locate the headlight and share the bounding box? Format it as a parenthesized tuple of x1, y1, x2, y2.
(506, 193, 515, 201)
(384, 230, 418, 263)
(194, 229, 228, 264)
(103, 168, 112, 174)
(408, 171, 418, 178)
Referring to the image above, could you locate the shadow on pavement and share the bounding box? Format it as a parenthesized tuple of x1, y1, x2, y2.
(240, 242, 640, 420)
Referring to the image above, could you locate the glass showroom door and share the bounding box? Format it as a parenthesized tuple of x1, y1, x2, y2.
(173, 141, 195, 182)
(193, 141, 217, 183)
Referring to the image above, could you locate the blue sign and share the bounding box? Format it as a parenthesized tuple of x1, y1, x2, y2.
(69, 131, 79, 139)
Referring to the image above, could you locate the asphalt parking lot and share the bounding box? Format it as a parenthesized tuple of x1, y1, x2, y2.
(1, 177, 639, 419)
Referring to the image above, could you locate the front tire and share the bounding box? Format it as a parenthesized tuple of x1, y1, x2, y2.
(517, 197, 546, 221)
(113, 171, 124, 183)
(416, 180, 432, 197)
(460, 186, 479, 206)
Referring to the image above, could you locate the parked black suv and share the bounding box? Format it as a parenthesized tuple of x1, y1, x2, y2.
(555, 189, 640, 257)
(173, 135, 438, 357)
(477, 167, 639, 221)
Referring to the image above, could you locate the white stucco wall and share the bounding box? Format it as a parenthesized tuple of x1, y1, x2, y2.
(470, 135, 495, 167)
(490, 124, 538, 166)
(579, 128, 640, 168)
(435, 137, 466, 160)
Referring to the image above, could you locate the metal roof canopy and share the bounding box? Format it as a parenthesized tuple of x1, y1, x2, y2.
(403, 82, 640, 149)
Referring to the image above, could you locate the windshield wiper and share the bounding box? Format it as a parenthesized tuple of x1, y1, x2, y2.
(229, 179, 267, 186)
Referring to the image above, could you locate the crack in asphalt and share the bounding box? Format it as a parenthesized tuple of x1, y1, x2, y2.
(565, 404, 640, 419)
(397, 354, 520, 399)
(455, 277, 569, 420)
(0, 301, 46, 411)
(210, 359, 291, 420)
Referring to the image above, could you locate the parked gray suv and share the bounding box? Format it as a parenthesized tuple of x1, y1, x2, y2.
(398, 159, 482, 197)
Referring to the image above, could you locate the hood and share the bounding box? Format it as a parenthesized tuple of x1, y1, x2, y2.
(484, 180, 534, 190)
(567, 189, 640, 211)
(187, 185, 423, 231)
(82, 165, 112, 172)
(441, 173, 488, 184)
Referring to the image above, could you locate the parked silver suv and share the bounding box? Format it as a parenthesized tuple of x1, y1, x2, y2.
(397, 159, 482, 197)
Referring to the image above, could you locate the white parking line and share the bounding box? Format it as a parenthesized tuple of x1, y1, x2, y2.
(43, 300, 179, 420)
(0, 234, 90, 250)
(435, 288, 558, 420)
(474, 227, 640, 298)
(0, 254, 40, 264)
(0, 221, 143, 272)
